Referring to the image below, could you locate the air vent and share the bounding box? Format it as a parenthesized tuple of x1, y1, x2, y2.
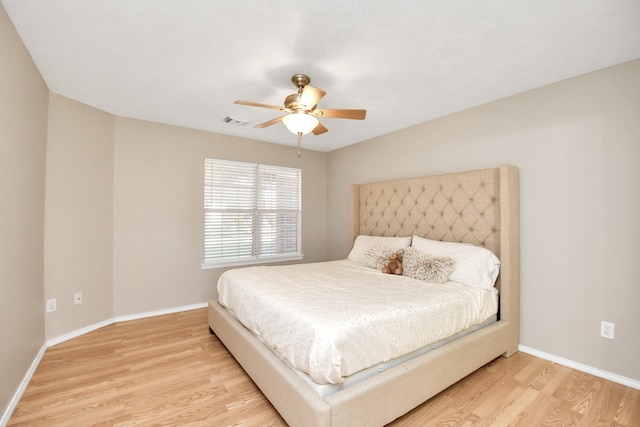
(223, 116, 250, 126)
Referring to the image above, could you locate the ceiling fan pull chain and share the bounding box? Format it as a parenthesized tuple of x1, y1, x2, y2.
(297, 132, 303, 158)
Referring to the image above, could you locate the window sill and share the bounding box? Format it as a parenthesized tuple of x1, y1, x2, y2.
(201, 254, 304, 269)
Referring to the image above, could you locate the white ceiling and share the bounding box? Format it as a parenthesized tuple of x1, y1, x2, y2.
(3, 1, 640, 152)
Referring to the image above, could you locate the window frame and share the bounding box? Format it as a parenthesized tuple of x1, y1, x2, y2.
(202, 158, 303, 269)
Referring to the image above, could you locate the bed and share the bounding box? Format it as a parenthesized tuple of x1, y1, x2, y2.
(208, 164, 519, 427)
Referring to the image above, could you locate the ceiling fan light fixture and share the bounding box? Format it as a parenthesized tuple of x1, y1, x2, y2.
(282, 112, 319, 135)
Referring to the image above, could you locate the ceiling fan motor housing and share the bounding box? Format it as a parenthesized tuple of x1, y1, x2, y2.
(284, 93, 309, 111)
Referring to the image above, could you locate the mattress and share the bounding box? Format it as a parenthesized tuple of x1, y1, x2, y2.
(287, 315, 496, 397)
(217, 260, 498, 386)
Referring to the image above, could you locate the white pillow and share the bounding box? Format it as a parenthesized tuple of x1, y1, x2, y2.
(348, 235, 411, 263)
(411, 236, 500, 289)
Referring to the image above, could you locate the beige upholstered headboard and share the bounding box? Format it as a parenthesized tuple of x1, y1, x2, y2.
(350, 165, 519, 347)
(350, 166, 514, 255)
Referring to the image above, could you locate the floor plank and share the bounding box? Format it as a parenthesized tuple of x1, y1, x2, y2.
(8, 309, 640, 426)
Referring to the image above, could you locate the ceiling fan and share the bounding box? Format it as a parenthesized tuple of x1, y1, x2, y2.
(234, 74, 366, 157)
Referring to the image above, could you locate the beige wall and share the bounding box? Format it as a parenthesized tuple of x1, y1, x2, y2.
(327, 59, 640, 382)
(41, 99, 328, 331)
(112, 117, 328, 316)
(0, 3, 48, 419)
(41, 102, 328, 326)
(44, 94, 115, 339)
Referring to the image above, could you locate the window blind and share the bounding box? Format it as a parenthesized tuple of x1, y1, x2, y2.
(203, 158, 302, 267)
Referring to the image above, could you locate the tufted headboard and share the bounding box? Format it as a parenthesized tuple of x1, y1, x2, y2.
(350, 167, 505, 256)
(350, 165, 519, 351)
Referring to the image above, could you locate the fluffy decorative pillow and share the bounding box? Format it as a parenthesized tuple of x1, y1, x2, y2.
(362, 246, 400, 270)
(347, 235, 412, 263)
(402, 248, 455, 284)
(411, 236, 500, 289)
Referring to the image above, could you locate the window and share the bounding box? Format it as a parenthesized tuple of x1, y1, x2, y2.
(203, 158, 302, 268)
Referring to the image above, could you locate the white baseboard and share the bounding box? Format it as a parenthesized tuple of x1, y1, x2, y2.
(46, 318, 115, 348)
(0, 343, 47, 427)
(2, 302, 208, 426)
(46, 302, 208, 348)
(519, 345, 640, 390)
(114, 302, 208, 323)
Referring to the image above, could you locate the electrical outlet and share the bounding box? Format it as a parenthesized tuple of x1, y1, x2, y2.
(600, 321, 615, 339)
(46, 298, 57, 314)
(74, 292, 83, 305)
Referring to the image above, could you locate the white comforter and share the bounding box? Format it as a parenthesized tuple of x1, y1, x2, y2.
(217, 260, 497, 385)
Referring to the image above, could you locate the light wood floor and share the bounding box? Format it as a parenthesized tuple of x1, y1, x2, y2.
(9, 309, 640, 426)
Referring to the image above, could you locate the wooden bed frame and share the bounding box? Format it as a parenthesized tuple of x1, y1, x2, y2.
(208, 164, 519, 427)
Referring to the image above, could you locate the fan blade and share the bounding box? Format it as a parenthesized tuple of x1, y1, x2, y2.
(315, 108, 366, 120)
(235, 100, 284, 111)
(299, 85, 326, 110)
(254, 116, 285, 128)
(312, 122, 328, 135)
